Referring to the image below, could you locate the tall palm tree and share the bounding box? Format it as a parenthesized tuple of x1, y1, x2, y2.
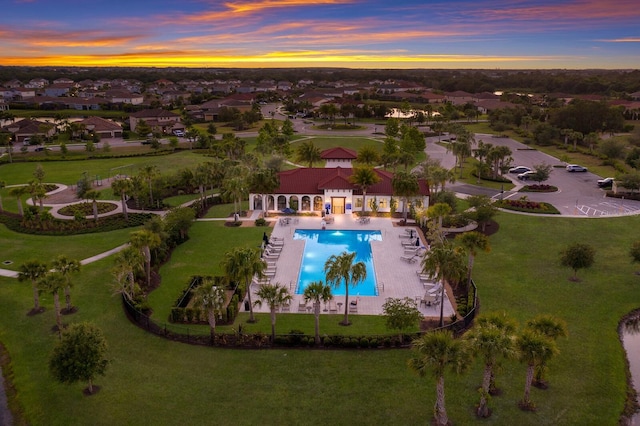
(408, 330, 470, 426)
(51, 255, 81, 312)
(324, 251, 366, 325)
(84, 189, 101, 221)
(475, 311, 518, 395)
(465, 318, 517, 417)
(456, 231, 491, 294)
(139, 165, 159, 208)
(191, 277, 227, 342)
(295, 140, 322, 167)
(356, 146, 380, 166)
(516, 330, 558, 410)
(526, 314, 568, 387)
(255, 283, 292, 341)
(38, 271, 67, 335)
(349, 167, 381, 214)
(9, 185, 27, 217)
(426, 202, 452, 242)
(221, 247, 265, 323)
(17, 259, 48, 313)
(223, 174, 247, 218)
(303, 281, 333, 345)
(111, 178, 132, 220)
(248, 167, 279, 217)
(129, 230, 161, 287)
(421, 241, 467, 327)
(392, 170, 420, 222)
(111, 246, 144, 300)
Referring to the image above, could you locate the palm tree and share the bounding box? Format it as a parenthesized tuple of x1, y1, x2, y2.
(84, 189, 101, 221)
(526, 315, 568, 387)
(9, 185, 27, 217)
(295, 140, 322, 167)
(475, 311, 518, 395)
(111, 246, 144, 300)
(392, 170, 420, 222)
(51, 255, 81, 313)
(408, 330, 470, 425)
(324, 251, 366, 325)
(255, 283, 292, 341)
(465, 318, 517, 417)
(139, 165, 159, 208)
(17, 259, 48, 313)
(456, 231, 491, 294)
(349, 167, 381, 214)
(223, 174, 247, 218)
(221, 247, 265, 323)
(111, 178, 132, 220)
(303, 281, 333, 344)
(516, 330, 558, 410)
(38, 271, 67, 335)
(421, 242, 467, 327)
(356, 146, 380, 166)
(192, 277, 227, 342)
(129, 230, 161, 287)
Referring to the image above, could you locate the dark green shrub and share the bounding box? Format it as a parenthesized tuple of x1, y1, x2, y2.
(383, 337, 392, 347)
(254, 217, 267, 226)
(369, 338, 379, 348)
(359, 337, 370, 348)
(185, 308, 194, 323)
(288, 330, 305, 345)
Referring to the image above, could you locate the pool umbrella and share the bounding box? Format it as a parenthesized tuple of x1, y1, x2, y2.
(415, 238, 420, 247)
(281, 207, 295, 214)
(263, 232, 269, 245)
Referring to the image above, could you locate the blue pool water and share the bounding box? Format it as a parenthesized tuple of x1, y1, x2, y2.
(293, 229, 382, 296)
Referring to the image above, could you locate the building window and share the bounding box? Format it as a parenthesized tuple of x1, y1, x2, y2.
(354, 197, 363, 208)
(378, 198, 387, 209)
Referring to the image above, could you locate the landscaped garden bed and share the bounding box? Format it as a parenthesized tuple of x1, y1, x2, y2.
(495, 198, 560, 214)
(58, 202, 118, 216)
(519, 184, 558, 193)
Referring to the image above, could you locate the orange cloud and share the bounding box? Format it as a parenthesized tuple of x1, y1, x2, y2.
(602, 37, 640, 43)
(476, 0, 640, 22)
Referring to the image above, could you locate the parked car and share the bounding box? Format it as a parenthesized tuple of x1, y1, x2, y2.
(22, 137, 31, 146)
(517, 171, 537, 180)
(173, 130, 185, 137)
(597, 177, 614, 188)
(509, 166, 531, 174)
(566, 164, 588, 172)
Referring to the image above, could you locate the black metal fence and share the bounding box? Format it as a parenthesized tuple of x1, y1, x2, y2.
(121, 280, 479, 349)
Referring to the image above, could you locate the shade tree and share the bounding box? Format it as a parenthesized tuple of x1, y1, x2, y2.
(49, 322, 109, 395)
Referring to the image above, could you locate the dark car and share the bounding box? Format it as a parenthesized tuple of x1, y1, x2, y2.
(597, 177, 614, 188)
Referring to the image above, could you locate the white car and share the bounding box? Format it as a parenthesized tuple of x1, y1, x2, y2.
(566, 164, 588, 172)
(173, 130, 185, 137)
(509, 166, 531, 174)
(517, 171, 537, 180)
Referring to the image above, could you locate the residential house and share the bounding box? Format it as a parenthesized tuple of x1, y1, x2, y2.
(2, 118, 55, 144)
(44, 83, 73, 97)
(128, 109, 182, 134)
(106, 89, 144, 105)
(79, 116, 123, 138)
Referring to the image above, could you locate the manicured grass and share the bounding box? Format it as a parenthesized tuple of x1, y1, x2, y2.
(202, 200, 249, 218)
(289, 136, 384, 153)
(0, 213, 640, 425)
(162, 189, 219, 208)
(0, 224, 137, 270)
(0, 150, 212, 186)
(1, 195, 639, 424)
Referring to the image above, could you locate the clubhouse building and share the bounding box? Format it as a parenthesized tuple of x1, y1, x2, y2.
(249, 147, 430, 215)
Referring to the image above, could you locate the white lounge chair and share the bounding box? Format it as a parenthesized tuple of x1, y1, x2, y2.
(400, 254, 418, 263)
(328, 300, 338, 314)
(297, 301, 307, 312)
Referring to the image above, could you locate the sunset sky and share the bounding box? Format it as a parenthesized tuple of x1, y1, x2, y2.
(1, 0, 639, 69)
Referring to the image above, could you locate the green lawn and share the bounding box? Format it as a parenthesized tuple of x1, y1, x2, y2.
(0, 211, 638, 424)
(0, 225, 137, 270)
(0, 150, 211, 186)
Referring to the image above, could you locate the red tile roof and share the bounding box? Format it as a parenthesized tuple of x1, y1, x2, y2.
(276, 167, 429, 196)
(320, 147, 357, 160)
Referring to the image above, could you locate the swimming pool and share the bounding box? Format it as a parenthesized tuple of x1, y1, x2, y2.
(293, 229, 382, 296)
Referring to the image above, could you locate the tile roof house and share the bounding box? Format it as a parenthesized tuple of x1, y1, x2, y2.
(249, 147, 429, 214)
(2, 118, 55, 143)
(79, 116, 123, 138)
(128, 108, 182, 134)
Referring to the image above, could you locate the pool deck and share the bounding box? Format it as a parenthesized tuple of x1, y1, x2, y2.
(249, 214, 455, 319)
